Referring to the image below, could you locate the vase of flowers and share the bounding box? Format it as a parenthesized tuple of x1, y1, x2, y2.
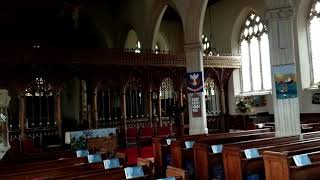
(235, 96, 253, 129)
(235, 96, 252, 114)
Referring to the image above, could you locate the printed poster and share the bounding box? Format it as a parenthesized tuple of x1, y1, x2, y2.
(186, 72, 204, 93)
(272, 64, 297, 99)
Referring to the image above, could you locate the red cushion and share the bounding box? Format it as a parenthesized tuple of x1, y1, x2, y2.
(127, 128, 138, 138)
(139, 127, 153, 137)
(139, 146, 153, 158)
(125, 147, 138, 166)
(158, 127, 171, 136)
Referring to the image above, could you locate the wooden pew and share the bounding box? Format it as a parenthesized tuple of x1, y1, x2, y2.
(264, 146, 320, 180)
(170, 129, 272, 169)
(195, 131, 320, 180)
(45, 164, 152, 180)
(0, 152, 127, 179)
(0, 157, 87, 174)
(193, 132, 275, 180)
(166, 166, 189, 180)
(222, 135, 320, 180)
(153, 128, 271, 177)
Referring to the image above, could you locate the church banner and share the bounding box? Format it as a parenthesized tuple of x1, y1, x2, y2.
(186, 72, 204, 93)
(272, 64, 297, 99)
(191, 93, 202, 117)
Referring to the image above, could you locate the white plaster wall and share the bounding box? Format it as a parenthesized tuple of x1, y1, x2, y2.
(159, 21, 184, 53)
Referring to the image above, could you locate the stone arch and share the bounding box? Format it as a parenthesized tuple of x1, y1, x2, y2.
(184, 0, 208, 44)
(155, 33, 169, 52)
(152, 3, 184, 52)
(230, 6, 259, 54)
(124, 29, 140, 49)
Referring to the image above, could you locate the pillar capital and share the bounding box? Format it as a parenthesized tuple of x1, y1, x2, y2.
(184, 42, 203, 53)
(265, 0, 293, 9)
(266, 6, 295, 21)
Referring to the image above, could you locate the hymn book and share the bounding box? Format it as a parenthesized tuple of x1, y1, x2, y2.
(211, 144, 223, 154)
(124, 166, 145, 179)
(184, 141, 195, 149)
(244, 148, 260, 159)
(87, 154, 102, 163)
(293, 154, 312, 167)
(104, 158, 121, 169)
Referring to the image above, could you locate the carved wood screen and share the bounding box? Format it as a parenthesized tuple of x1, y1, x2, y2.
(25, 78, 54, 128)
(97, 89, 121, 127)
(125, 78, 145, 120)
(160, 78, 177, 117)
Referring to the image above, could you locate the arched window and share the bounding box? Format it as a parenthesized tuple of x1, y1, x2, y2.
(202, 35, 212, 56)
(125, 78, 145, 119)
(240, 13, 272, 93)
(25, 78, 54, 128)
(135, 41, 141, 53)
(204, 78, 220, 115)
(160, 78, 176, 117)
(155, 44, 160, 54)
(309, 0, 320, 85)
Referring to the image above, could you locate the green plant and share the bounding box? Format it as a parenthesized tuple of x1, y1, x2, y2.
(235, 96, 253, 114)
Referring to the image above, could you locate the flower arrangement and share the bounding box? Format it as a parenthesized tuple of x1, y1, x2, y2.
(235, 96, 253, 114)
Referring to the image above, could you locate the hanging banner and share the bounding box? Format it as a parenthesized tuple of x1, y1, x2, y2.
(186, 72, 204, 93)
(191, 93, 202, 117)
(272, 64, 297, 99)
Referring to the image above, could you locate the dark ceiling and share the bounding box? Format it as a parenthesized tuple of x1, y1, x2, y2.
(162, 0, 221, 22)
(207, 0, 221, 7)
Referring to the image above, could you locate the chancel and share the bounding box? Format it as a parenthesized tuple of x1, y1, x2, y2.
(1, 0, 320, 179)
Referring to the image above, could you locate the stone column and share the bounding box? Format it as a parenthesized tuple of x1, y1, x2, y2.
(266, 1, 301, 136)
(147, 90, 153, 127)
(18, 93, 26, 139)
(157, 91, 162, 126)
(54, 91, 62, 139)
(178, 89, 185, 126)
(185, 43, 208, 135)
(92, 89, 98, 129)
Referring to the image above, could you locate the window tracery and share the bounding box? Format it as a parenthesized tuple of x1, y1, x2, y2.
(202, 35, 212, 56)
(160, 78, 176, 117)
(204, 78, 220, 115)
(25, 78, 54, 128)
(135, 41, 141, 53)
(240, 13, 271, 93)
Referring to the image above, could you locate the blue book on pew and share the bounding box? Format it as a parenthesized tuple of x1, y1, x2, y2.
(104, 158, 121, 169)
(87, 154, 102, 163)
(157, 177, 176, 180)
(185, 141, 195, 149)
(166, 138, 176, 145)
(124, 166, 145, 179)
(293, 154, 312, 167)
(76, 150, 89, 158)
(211, 144, 223, 154)
(244, 148, 260, 159)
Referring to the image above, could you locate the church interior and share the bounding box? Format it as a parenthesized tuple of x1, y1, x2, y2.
(0, 0, 320, 179)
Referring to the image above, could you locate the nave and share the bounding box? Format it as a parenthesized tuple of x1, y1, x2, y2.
(3, 128, 320, 179)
